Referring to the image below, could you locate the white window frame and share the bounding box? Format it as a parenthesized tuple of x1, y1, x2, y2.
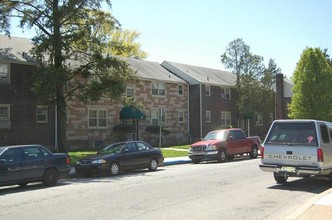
(36, 105, 48, 123)
(178, 111, 184, 123)
(0, 63, 10, 83)
(151, 108, 166, 126)
(221, 111, 231, 127)
(206, 111, 211, 123)
(0, 104, 10, 120)
(88, 109, 107, 128)
(178, 85, 183, 96)
(221, 87, 231, 100)
(205, 85, 210, 96)
(255, 114, 263, 126)
(152, 82, 166, 96)
(126, 87, 135, 99)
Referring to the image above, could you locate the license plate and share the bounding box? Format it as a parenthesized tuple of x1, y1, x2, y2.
(281, 166, 296, 173)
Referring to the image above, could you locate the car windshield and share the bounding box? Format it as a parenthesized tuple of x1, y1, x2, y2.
(98, 143, 126, 154)
(265, 122, 318, 146)
(203, 131, 227, 141)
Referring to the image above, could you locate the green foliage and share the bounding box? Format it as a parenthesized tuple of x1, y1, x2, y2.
(113, 124, 136, 133)
(221, 38, 274, 119)
(288, 47, 332, 121)
(0, 0, 146, 152)
(145, 126, 170, 135)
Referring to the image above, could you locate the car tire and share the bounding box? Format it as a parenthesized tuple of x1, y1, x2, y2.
(18, 182, 28, 187)
(250, 145, 258, 159)
(42, 168, 58, 187)
(274, 172, 288, 184)
(148, 159, 158, 171)
(109, 162, 120, 176)
(217, 149, 227, 163)
(192, 159, 200, 164)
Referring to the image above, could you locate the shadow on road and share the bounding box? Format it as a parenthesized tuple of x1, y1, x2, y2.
(0, 168, 166, 195)
(268, 177, 331, 194)
(0, 181, 71, 196)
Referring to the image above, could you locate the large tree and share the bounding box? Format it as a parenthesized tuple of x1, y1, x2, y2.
(288, 47, 332, 120)
(0, 0, 143, 152)
(221, 38, 266, 123)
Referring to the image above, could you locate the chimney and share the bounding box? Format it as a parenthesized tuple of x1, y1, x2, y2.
(275, 74, 284, 119)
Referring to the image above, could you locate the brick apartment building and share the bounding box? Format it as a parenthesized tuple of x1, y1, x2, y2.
(1, 35, 292, 150)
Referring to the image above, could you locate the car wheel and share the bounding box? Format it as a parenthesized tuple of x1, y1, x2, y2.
(250, 145, 258, 159)
(18, 182, 28, 187)
(148, 159, 158, 171)
(42, 168, 58, 187)
(227, 155, 234, 161)
(109, 162, 120, 176)
(192, 159, 200, 164)
(217, 149, 227, 163)
(274, 172, 288, 184)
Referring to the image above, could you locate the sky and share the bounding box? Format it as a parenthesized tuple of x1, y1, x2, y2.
(9, 0, 332, 78)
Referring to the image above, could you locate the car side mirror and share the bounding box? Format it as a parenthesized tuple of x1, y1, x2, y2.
(0, 159, 7, 164)
(123, 148, 129, 153)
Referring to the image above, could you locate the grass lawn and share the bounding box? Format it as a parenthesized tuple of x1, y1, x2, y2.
(68, 146, 189, 166)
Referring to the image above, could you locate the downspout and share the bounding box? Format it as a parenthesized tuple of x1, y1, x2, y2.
(55, 104, 58, 152)
(200, 84, 203, 139)
(187, 84, 191, 142)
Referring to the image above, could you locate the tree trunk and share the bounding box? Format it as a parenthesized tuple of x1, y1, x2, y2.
(53, 0, 67, 152)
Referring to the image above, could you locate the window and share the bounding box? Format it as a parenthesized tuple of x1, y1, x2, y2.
(205, 85, 210, 96)
(320, 124, 330, 144)
(37, 106, 48, 123)
(88, 109, 107, 128)
(0, 63, 9, 83)
(137, 142, 152, 151)
(178, 85, 183, 95)
(151, 108, 165, 126)
(126, 87, 135, 99)
(152, 82, 166, 96)
(178, 111, 184, 123)
(0, 104, 10, 120)
(221, 88, 231, 100)
(206, 111, 211, 123)
(255, 114, 263, 126)
(221, 111, 231, 127)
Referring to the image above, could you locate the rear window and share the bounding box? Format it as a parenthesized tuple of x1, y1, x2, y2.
(265, 122, 317, 146)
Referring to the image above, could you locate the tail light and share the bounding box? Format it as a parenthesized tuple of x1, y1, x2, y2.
(317, 148, 324, 162)
(66, 156, 70, 164)
(260, 146, 264, 159)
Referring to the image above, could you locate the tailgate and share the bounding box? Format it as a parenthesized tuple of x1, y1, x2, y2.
(262, 144, 319, 167)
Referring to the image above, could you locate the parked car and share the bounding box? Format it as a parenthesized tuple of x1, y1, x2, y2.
(75, 141, 164, 177)
(0, 144, 71, 187)
(189, 128, 261, 164)
(259, 119, 332, 184)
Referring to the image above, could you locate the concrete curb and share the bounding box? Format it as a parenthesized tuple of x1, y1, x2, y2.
(285, 187, 332, 219)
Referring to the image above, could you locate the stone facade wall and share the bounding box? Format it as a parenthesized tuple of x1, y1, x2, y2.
(66, 80, 189, 149)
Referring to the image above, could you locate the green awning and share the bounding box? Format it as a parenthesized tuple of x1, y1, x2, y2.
(120, 105, 146, 120)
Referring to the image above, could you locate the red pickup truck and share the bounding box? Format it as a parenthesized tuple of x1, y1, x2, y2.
(188, 128, 261, 164)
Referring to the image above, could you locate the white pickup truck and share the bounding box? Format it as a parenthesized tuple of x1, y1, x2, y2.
(259, 119, 332, 184)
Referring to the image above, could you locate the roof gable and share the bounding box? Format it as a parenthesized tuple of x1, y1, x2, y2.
(0, 35, 35, 64)
(125, 58, 185, 83)
(161, 61, 236, 87)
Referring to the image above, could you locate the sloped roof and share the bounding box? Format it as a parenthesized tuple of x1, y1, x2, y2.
(0, 35, 35, 64)
(161, 61, 236, 87)
(125, 58, 185, 83)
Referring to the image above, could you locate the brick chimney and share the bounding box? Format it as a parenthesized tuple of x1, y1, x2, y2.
(275, 74, 284, 119)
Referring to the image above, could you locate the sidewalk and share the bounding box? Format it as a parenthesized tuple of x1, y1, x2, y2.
(288, 188, 332, 220)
